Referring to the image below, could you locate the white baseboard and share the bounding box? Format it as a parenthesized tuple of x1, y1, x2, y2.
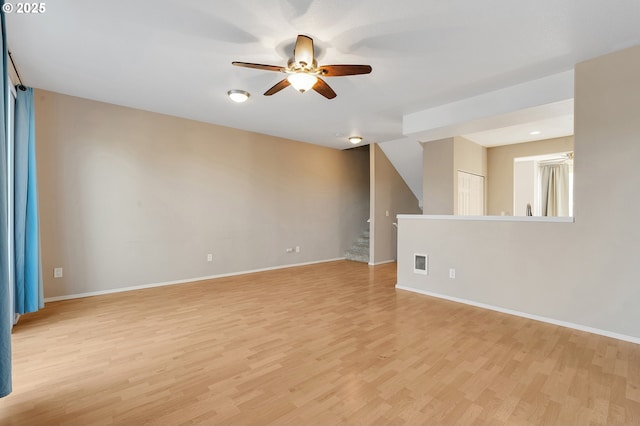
(368, 259, 396, 266)
(44, 258, 346, 303)
(395, 284, 640, 345)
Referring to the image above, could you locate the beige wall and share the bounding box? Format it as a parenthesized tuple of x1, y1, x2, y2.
(370, 144, 421, 264)
(36, 90, 370, 298)
(487, 136, 574, 215)
(397, 45, 640, 339)
(422, 138, 454, 214)
(423, 136, 487, 215)
(453, 136, 487, 214)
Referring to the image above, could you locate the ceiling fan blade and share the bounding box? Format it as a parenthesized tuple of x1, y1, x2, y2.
(232, 61, 285, 72)
(264, 79, 291, 96)
(294, 35, 315, 67)
(312, 78, 337, 99)
(318, 64, 373, 76)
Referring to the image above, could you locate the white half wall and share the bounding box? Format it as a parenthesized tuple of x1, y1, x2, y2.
(397, 45, 640, 341)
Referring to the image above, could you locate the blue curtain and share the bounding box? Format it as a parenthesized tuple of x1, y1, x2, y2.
(0, 5, 13, 398)
(14, 87, 42, 315)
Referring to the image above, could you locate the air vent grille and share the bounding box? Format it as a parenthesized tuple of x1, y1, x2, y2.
(414, 254, 428, 275)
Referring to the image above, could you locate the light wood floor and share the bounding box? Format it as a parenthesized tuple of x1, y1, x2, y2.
(3, 260, 640, 425)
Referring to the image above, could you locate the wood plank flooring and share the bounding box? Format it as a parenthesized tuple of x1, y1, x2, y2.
(2, 260, 640, 425)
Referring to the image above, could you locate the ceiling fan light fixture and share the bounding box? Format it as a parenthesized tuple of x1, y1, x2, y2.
(349, 136, 363, 144)
(227, 89, 250, 103)
(287, 73, 318, 92)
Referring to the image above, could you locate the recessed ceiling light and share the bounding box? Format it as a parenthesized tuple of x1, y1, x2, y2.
(348, 136, 363, 144)
(227, 89, 250, 103)
(529, 130, 541, 135)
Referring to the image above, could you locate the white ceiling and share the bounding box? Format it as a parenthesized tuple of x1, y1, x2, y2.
(463, 114, 574, 147)
(6, 0, 640, 150)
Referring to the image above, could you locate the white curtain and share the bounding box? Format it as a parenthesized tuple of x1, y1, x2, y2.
(540, 162, 570, 216)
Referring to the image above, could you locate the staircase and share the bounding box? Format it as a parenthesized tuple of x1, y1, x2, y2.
(345, 230, 370, 263)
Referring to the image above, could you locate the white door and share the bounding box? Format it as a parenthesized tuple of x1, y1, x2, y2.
(457, 171, 484, 215)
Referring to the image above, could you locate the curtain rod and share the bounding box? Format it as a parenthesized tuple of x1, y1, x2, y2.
(538, 158, 571, 166)
(7, 50, 27, 91)
(538, 152, 574, 166)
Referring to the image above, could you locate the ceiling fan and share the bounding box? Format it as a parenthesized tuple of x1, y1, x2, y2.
(232, 35, 372, 99)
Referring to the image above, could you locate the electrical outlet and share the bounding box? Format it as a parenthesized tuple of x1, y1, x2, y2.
(449, 268, 456, 279)
(295, 246, 300, 253)
(54, 267, 63, 278)
(207, 253, 213, 262)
